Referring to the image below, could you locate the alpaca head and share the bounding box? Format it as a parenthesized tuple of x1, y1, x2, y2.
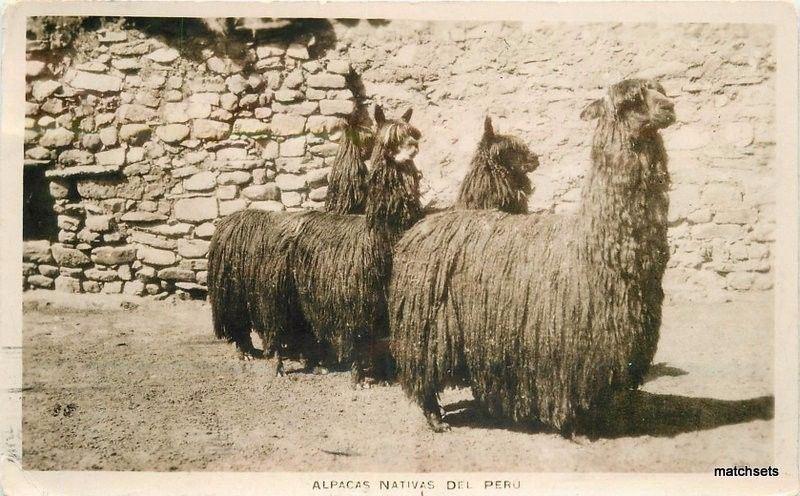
(480, 116, 540, 174)
(371, 105, 421, 166)
(580, 79, 676, 137)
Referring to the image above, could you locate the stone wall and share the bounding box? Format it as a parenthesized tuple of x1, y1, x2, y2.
(22, 19, 775, 302)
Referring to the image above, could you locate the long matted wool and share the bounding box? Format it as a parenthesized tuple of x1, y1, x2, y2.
(325, 119, 373, 215)
(390, 79, 674, 434)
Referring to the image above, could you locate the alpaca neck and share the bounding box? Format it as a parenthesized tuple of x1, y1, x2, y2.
(365, 156, 422, 242)
(577, 120, 670, 276)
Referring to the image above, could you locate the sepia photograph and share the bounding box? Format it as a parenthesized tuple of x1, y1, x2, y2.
(1, 2, 798, 495)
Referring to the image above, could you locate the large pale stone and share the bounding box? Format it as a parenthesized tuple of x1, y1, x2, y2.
(129, 231, 176, 250)
(309, 186, 328, 201)
(226, 74, 247, 95)
(280, 136, 306, 157)
(270, 114, 306, 136)
(144, 223, 193, 237)
(32, 80, 61, 101)
(55, 276, 82, 293)
(92, 245, 138, 265)
(241, 183, 280, 201)
(28, 275, 54, 288)
(96, 148, 126, 166)
(157, 268, 195, 282)
(70, 71, 123, 92)
(194, 223, 216, 238)
(220, 93, 238, 111)
(23, 240, 52, 263)
(118, 104, 156, 123)
(257, 45, 286, 58)
(119, 124, 151, 144)
(27, 60, 47, 78)
(217, 171, 251, 185)
(286, 44, 309, 60)
(319, 99, 355, 116)
(306, 74, 346, 89)
(51, 244, 91, 267)
(282, 192, 302, 207)
(162, 103, 190, 123)
(57, 214, 80, 231)
(306, 115, 340, 134)
(192, 119, 230, 140)
(85, 215, 113, 232)
(99, 127, 118, 146)
(184, 171, 217, 191)
(327, 60, 351, 75)
(120, 211, 168, 223)
(85, 268, 119, 282)
(174, 197, 218, 222)
(156, 124, 190, 143)
(232, 119, 269, 135)
(216, 147, 248, 160)
(219, 199, 247, 216)
(147, 47, 180, 63)
(275, 173, 306, 191)
(137, 245, 176, 266)
(40, 128, 75, 148)
(123, 280, 145, 295)
(112, 58, 140, 71)
(177, 239, 210, 258)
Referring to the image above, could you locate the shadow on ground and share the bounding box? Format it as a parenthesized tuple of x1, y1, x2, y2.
(442, 392, 773, 439)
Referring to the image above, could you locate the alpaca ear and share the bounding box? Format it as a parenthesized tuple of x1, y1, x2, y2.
(580, 99, 605, 121)
(483, 116, 494, 138)
(401, 108, 413, 122)
(374, 105, 386, 126)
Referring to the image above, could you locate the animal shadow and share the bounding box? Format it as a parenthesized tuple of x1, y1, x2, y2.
(441, 392, 773, 439)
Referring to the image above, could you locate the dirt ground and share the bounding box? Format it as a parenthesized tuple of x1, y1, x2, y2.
(21, 290, 773, 472)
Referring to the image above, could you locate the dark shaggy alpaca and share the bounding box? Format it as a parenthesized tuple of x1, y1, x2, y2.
(209, 106, 421, 382)
(324, 114, 374, 215)
(389, 78, 676, 434)
(455, 117, 539, 213)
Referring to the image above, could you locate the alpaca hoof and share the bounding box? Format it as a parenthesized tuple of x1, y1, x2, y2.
(273, 362, 286, 377)
(425, 413, 450, 433)
(311, 366, 329, 375)
(238, 348, 263, 361)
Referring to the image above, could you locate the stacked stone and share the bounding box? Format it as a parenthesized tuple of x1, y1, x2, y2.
(24, 23, 357, 297)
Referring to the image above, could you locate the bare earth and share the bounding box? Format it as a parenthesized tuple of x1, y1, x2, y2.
(21, 291, 773, 472)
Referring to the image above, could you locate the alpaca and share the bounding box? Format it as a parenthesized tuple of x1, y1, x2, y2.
(389, 78, 676, 434)
(455, 117, 539, 213)
(324, 113, 374, 215)
(208, 106, 422, 383)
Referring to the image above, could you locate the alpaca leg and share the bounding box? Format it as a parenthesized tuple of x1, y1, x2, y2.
(422, 391, 450, 432)
(262, 339, 285, 377)
(235, 334, 263, 361)
(301, 335, 329, 375)
(274, 353, 285, 377)
(269, 348, 285, 377)
(350, 359, 366, 389)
